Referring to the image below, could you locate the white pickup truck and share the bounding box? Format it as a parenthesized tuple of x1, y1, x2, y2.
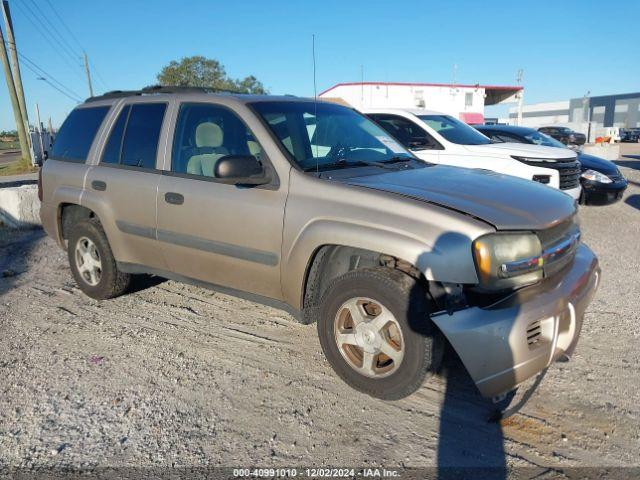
(363, 108, 582, 200)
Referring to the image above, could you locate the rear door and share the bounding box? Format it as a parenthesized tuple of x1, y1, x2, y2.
(368, 113, 441, 164)
(156, 101, 287, 300)
(85, 100, 170, 270)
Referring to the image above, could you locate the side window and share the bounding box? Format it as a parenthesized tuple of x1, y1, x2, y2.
(494, 133, 525, 143)
(374, 114, 435, 149)
(171, 103, 263, 178)
(100, 103, 166, 169)
(121, 104, 166, 168)
(50, 106, 110, 162)
(101, 106, 129, 164)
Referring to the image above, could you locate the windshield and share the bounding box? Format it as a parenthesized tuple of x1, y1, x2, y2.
(418, 114, 492, 145)
(523, 130, 567, 148)
(251, 101, 414, 171)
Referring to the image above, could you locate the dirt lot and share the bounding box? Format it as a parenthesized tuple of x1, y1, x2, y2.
(1, 148, 639, 475)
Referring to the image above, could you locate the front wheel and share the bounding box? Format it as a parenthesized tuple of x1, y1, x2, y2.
(317, 267, 443, 400)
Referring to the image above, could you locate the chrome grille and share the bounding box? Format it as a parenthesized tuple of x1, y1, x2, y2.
(516, 157, 581, 190)
(537, 217, 580, 278)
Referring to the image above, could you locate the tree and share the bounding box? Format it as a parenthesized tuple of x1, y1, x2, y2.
(156, 56, 267, 94)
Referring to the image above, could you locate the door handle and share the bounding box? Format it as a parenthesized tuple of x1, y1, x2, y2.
(91, 180, 107, 191)
(164, 192, 184, 205)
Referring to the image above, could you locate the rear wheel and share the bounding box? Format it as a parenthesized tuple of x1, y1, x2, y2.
(67, 218, 131, 300)
(317, 267, 443, 400)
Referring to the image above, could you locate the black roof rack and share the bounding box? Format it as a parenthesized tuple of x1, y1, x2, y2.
(85, 85, 244, 103)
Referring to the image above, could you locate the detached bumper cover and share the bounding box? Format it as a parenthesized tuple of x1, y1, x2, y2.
(431, 244, 600, 398)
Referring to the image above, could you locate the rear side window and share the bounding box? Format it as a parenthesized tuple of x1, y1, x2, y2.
(50, 106, 110, 162)
(102, 106, 129, 164)
(101, 103, 167, 169)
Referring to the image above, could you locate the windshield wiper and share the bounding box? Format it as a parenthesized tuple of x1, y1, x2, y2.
(384, 156, 415, 163)
(303, 159, 398, 172)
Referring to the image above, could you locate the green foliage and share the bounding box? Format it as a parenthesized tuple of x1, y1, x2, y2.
(156, 56, 267, 94)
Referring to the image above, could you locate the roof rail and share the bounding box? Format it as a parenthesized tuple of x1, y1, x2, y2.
(84, 85, 244, 103)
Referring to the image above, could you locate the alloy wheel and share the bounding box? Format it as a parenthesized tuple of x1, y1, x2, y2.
(334, 297, 405, 378)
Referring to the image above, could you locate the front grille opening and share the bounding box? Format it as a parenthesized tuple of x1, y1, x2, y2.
(533, 174, 551, 184)
(527, 320, 542, 349)
(516, 158, 581, 190)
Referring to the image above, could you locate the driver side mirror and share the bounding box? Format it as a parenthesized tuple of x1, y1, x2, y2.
(214, 155, 271, 185)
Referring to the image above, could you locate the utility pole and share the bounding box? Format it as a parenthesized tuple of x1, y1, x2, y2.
(35, 103, 45, 162)
(2, 1, 29, 145)
(83, 52, 93, 97)
(360, 64, 364, 107)
(0, 18, 29, 163)
(516, 69, 524, 126)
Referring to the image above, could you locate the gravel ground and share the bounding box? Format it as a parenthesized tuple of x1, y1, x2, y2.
(0, 151, 639, 476)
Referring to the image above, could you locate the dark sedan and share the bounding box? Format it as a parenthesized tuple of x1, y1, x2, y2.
(538, 126, 586, 147)
(621, 128, 640, 143)
(476, 124, 627, 205)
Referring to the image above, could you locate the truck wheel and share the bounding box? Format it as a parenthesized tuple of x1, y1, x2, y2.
(317, 267, 443, 400)
(67, 218, 131, 300)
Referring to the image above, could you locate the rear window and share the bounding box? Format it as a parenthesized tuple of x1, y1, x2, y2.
(50, 106, 110, 162)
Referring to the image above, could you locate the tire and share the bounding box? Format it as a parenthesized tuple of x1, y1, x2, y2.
(67, 217, 131, 300)
(317, 267, 443, 400)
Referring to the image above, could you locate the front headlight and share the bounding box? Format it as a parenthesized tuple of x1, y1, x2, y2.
(581, 169, 612, 184)
(473, 233, 543, 290)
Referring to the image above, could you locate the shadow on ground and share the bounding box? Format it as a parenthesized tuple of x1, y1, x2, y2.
(624, 194, 640, 211)
(412, 232, 517, 478)
(617, 158, 640, 171)
(0, 227, 45, 299)
(435, 352, 509, 478)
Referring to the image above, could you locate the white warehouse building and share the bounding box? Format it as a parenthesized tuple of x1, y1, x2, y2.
(507, 92, 640, 140)
(319, 81, 522, 124)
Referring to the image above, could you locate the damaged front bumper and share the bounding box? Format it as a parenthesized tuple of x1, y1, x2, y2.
(431, 243, 600, 398)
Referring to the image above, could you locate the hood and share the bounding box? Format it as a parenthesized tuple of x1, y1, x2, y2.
(463, 142, 577, 159)
(346, 165, 576, 230)
(577, 153, 618, 175)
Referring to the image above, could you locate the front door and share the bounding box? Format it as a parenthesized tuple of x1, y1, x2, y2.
(156, 102, 287, 300)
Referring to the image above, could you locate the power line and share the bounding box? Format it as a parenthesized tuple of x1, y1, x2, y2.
(89, 58, 108, 91)
(39, 0, 109, 95)
(2, 39, 83, 101)
(18, 51, 82, 101)
(22, 61, 81, 102)
(26, 0, 82, 59)
(20, 55, 82, 101)
(42, 0, 85, 53)
(13, 0, 82, 74)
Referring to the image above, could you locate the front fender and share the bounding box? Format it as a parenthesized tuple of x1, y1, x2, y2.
(281, 218, 479, 310)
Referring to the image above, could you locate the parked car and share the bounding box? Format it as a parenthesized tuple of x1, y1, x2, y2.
(538, 126, 586, 147)
(475, 124, 628, 205)
(363, 108, 582, 199)
(620, 128, 640, 143)
(40, 87, 600, 401)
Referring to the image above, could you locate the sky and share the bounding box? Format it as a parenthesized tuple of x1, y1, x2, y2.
(1, 0, 639, 131)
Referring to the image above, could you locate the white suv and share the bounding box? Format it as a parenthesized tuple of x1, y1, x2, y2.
(363, 108, 582, 200)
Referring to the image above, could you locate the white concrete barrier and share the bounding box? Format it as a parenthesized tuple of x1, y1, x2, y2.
(581, 144, 621, 161)
(0, 184, 41, 228)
